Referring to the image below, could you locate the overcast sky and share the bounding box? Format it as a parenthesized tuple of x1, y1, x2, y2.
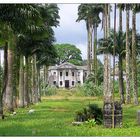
(53, 4, 88, 60)
(53, 4, 140, 62)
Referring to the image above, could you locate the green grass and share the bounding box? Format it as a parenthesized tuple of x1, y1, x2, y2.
(0, 93, 140, 136)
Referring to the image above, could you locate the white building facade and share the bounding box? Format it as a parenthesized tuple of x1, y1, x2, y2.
(48, 62, 87, 88)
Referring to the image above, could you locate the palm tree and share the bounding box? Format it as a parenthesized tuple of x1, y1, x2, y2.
(125, 4, 131, 104)
(5, 34, 15, 112)
(130, 4, 140, 105)
(98, 28, 140, 104)
(92, 4, 103, 85)
(17, 4, 59, 104)
(112, 4, 117, 128)
(0, 4, 59, 112)
(32, 54, 38, 103)
(77, 4, 103, 77)
(0, 47, 4, 119)
(117, 4, 125, 103)
(98, 30, 125, 103)
(0, 25, 8, 117)
(19, 54, 24, 107)
(0, 4, 41, 111)
(77, 4, 94, 74)
(103, 4, 112, 103)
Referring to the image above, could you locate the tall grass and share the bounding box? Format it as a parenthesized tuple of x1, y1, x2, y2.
(0, 97, 140, 136)
(45, 85, 57, 96)
(71, 83, 103, 97)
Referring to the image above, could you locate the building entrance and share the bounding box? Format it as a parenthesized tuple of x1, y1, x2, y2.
(65, 80, 69, 88)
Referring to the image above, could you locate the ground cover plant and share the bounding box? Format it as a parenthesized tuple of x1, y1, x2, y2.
(0, 91, 140, 136)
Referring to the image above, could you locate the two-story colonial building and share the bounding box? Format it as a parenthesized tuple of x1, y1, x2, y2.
(48, 62, 88, 88)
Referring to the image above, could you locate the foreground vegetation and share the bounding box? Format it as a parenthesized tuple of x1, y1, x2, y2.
(0, 91, 140, 136)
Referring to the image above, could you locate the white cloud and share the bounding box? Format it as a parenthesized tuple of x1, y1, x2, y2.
(54, 4, 140, 64)
(54, 4, 104, 61)
(54, 4, 87, 44)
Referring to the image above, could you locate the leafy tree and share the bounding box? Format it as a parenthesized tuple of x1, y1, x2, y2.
(54, 43, 83, 65)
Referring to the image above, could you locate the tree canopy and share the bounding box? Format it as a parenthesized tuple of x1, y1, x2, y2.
(54, 43, 83, 65)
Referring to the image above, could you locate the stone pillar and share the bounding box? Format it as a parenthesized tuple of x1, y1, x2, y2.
(103, 101, 122, 128)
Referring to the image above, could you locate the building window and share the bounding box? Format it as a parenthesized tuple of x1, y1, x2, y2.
(72, 81, 74, 86)
(53, 81, 56, 85)
(66, 72, 68, 76)
(60, 81, 63, 86)
(53, 72, 56, 75)
(85, 72, 87, 77)
(60, 72, 62, 76)
(78, 72, 80, 76)
(72, 72, 74, 76)
(78, 81, 81, 84)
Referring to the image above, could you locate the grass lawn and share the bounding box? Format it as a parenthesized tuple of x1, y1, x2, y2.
(0, 91, 140, 136)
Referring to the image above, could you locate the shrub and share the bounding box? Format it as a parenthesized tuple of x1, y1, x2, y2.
(83, 82, 103, 96)
(84, 119, 96, 127)
(45, 85, 57, 96)
(72, 84, 85, 96)
(75, 104, 103, 125)
(73, 83, 103, 97)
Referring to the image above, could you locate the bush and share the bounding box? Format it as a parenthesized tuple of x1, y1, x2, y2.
(71, 84, 85, 96)
(73, 83, 103, 97)
(45, 85, 57, 96)
(75, 104, 103, 125)
(83, 82, 103, 96)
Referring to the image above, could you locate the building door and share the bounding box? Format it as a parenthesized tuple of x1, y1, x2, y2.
(65, 80, 69, 88)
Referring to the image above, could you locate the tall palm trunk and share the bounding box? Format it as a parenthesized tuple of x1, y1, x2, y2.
(87, 23, 91, 74)
(28, 57, 32, 104)
(118, 55, 125, 103)
(103, 4, 112, 103)
(19, 54, 24, 107)
(107, 4, 112, 99)
(125, 7, 131, 104)
(5, 40, 14, 112)
(24, 56, 30, 106)
(103, 5, 108, 101)
(1, 43, 8, 118)
(32, 54, 38, 103)
(132, 10, 138, 105)
(0, 50, 3, 119)
(43, 65, 47, 96)
(89, 22, 93, 73)
(112, 3, 117, 128)
(93, 24, 98, 85)
(0, 51, 1, 90)
(37, 66, 41, 102)
(118, 8, 125, 103)
(12, 47, 19, 108)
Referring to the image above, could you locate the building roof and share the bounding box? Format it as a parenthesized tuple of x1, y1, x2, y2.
(48, 62, 87, 71)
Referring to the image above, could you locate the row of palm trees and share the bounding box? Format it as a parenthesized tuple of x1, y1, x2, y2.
(77, 3, 140, 105)
(77, 4, 103, 85)
(0, 4, 60, 119)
